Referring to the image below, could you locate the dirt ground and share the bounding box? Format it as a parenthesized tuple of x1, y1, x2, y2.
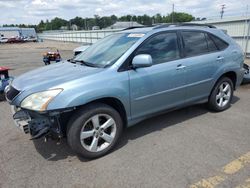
(0, 41, 250, 188)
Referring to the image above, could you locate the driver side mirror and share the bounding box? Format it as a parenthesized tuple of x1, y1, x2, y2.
(132, 54, 153, 69)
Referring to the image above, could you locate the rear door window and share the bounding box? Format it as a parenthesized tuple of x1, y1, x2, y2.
(181, 31, 209, 57)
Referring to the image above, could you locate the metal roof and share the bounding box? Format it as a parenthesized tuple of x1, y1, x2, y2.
(0, 27, 20, 31)
(193, 16, 250, 24)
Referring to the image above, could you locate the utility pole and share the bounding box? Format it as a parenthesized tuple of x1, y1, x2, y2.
(220, 4, 226, 19)
(243, 5, 249, 58)
(172, 4, 175, 23)
(84, 18, 87, 30)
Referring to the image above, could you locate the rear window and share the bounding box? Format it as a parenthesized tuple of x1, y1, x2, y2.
(208, 34, 229, 50)
(182, 31, 209, 57)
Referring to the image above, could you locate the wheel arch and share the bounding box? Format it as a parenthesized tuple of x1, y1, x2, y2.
(60, 96, 128, 136)
(209, 71, 237, 98)
(219, 71, 237, 89)
(83, 97, 128, 127)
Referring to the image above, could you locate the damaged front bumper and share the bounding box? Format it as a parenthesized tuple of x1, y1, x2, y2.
(11, 106, 68, 140)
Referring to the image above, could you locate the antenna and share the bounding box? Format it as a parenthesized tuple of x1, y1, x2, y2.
(220, 4, 226, 19)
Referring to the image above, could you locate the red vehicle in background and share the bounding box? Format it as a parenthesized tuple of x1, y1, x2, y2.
(7, 36, 24, 43)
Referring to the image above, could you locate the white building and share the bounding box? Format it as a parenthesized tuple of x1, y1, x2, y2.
(0, 27, 20, 38)
(0, 27, 37, 39)
(107, 21, 143, 29)
(20, 28, 37, 38)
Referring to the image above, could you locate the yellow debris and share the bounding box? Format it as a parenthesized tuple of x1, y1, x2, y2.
(190, 176, 225, 188)
(190, 152, 250, 188)
(223, 152, 250, 175)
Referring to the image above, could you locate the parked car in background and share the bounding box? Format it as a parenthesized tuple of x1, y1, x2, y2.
(7, 36, 24, 43)
(23, 36, 37, 42)
(0, 37, 8, 43)
(73, 45, 90, 56)
(5, 24, 244, 159)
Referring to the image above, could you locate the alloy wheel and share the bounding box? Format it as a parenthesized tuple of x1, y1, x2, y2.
(80, 114, 117, 152)
(216, 82, 232, 108)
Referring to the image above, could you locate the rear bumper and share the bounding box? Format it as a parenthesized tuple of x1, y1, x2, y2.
(236, 68, 245, 88)
(242, 64, 250, 83)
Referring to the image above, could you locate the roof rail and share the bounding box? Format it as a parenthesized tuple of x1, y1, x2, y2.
(153, 23, 216, 29)
(123, 25, 152, 30)
(179, 23, 216, 28)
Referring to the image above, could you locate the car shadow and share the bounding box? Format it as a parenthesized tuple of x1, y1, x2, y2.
(115, 104, 208, 150)
(32, 97, 240, 162)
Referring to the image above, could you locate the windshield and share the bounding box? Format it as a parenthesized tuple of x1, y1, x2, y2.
(74, 33, 142, 67)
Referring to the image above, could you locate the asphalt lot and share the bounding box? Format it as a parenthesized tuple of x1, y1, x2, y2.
(0, 41, 250, 188)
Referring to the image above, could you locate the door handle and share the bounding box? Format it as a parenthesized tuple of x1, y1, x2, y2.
(176, 64, 186, 70)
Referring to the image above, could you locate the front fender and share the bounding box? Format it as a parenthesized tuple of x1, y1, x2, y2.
(47, 71, 130, 117)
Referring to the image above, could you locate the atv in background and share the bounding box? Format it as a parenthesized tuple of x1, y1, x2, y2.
(0, 67, 13, 101)
(43, 48, 61, 65)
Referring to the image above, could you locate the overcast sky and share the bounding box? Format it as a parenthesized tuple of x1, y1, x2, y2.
(0, 0, 249, 25)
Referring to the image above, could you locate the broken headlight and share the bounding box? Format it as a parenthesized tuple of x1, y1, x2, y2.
(21, 89, 63, 112)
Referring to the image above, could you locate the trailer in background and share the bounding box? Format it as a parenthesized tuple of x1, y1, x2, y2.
(0, 27, 20, 39)
(0, 27, 37, 43)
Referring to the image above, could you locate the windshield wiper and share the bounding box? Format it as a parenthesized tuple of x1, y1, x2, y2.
(68, 59, 98, 67)
(68, 59, 76, 63)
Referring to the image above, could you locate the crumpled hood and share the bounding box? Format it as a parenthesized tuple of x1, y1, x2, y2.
(12, 61, 103, 91)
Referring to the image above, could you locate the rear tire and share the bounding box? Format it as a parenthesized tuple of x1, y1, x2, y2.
(67, 103, 123, 159)
(208, 77, 234, 112)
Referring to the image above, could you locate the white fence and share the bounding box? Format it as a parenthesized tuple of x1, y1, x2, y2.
(38, 29, 121, 44)
(38, 17, 250, 55)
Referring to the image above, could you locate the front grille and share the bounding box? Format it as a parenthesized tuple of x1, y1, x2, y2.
(6, 86, 20, 101)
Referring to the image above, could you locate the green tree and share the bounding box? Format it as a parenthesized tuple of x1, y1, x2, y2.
(50, 17, 68, 30)
(70, 17, 84, 28)
(1, 11, 195, 32)
(167, 12, 194, 23)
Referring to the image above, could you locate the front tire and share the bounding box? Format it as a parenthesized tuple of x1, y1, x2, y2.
(208, 77, 234, 112)
(67, 103, 123, 159)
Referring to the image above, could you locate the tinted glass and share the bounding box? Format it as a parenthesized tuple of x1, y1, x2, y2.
(205, 33, 218, 52)
(209, 34, 228, 50)
(182, 31, 208, 57)
(136, 32, 180, 64)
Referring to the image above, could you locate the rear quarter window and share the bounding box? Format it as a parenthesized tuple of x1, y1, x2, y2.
(205, 33, 218, 52)
(208, 34, 229, 50)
